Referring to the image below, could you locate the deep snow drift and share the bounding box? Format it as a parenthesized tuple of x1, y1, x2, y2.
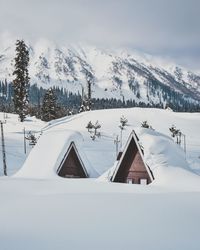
(0, 112, 45, 175)
(0, 178, 200, 250)
(0, 108, 200, 250)
(15, 130, 98, 178)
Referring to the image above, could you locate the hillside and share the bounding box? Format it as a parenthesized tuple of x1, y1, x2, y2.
(0, 107, 200, 250)
(0, 38, 200, 109)
(0, 108, 199, 176)
(0, 112, 45, 175)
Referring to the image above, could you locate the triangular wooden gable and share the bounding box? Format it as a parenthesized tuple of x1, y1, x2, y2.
(111, 131, 154, 184)
(57, 142, 88, 178)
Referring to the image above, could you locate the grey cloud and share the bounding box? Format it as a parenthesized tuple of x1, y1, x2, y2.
(0, 0, 200, 69)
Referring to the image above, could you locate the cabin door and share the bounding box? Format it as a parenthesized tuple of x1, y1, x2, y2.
(126, 178, 133, 184)
(140, 179, 147, 185)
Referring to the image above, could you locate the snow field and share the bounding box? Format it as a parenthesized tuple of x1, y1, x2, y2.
(0, 108, 200, 250)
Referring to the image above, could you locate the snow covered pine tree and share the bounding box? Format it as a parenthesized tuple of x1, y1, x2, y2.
(41, 88, 57, 121)
(119, 115, 128, 147)
(13, 40, 30, 122)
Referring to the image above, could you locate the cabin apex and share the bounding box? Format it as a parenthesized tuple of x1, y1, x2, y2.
(57, 141, 88, 178)
(111, 130, 154, 185)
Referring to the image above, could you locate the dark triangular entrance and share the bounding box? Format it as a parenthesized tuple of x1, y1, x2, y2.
(57, 142, 88, 178)
(112, 133, 153, 184)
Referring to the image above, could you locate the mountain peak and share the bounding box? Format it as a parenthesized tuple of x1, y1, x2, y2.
(0, 38, 200, 106)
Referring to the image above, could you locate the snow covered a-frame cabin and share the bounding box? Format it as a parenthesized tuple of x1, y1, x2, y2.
(14, 130, 98, 179)
(111, 131, 154, 185)
(57, 142, 88, 178)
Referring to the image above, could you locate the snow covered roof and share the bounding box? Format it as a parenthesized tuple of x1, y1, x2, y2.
(98, 127, 191, 184)
(137, 128, 192, 186)
(15, 130, 98, 179)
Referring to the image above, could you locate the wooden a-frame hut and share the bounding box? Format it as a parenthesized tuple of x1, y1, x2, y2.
(57, 142, 88, 178)
(111, 131, 154, 184)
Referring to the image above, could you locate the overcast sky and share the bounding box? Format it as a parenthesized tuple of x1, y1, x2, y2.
(0, 0, 199, 70)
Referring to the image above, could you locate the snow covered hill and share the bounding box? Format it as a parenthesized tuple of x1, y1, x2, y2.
(0, 37, 200, 106)
(0, 107, 200, 250)
(0, 112, 45, 175)
(1, 108, 199, 177)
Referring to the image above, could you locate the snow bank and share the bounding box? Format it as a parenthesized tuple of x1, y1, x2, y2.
(137, 128, 188, 171)
(0, 108, 200, 250)
(12, 108, 200, 188)
(0, 178, 200, 250)
(14, 130, 98, 178)
(0, 113, 45, 175)
(138, 128, 200, 190)
(98, 127, 200, 191)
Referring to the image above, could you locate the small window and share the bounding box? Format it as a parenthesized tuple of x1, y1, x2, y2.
(140, 179, 147, 185)
(127, 179, 133, 184)
(64, 174, 80, 178)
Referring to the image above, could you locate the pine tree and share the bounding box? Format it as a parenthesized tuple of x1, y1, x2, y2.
(13, 40, 30, 122)
(119, 115, 128, 148)
(141, 121, 150, 128)
(41, 88, 57, 121)
(141, 121, 153, 129)
(85, 70, 93, 111)
(86, 77, 92, 110)
(86, 121, 93, 132)
(169, 125, 181, 144)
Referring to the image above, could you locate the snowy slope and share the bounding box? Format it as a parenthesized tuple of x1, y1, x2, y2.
(0, 112, 45, 175)
(1, 108, 200, 177)
(10, 108, 200, 182)
(0, 37, 200, 105)
(15, 130, 98, 178)
(0, 178, 199, 250)
(0, 108, 200, 250)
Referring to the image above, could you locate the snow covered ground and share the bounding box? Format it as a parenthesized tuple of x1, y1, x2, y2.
(0, 108, 200, 250)
(0, 112, 45, 175)
(1, 178, 200, 250)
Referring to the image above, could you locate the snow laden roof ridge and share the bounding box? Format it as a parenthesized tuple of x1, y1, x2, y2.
(98, 127, 192, 184)
(74, 141, 99, 178)
(41, 112, 88, 132)
(14, 129, 98, 179)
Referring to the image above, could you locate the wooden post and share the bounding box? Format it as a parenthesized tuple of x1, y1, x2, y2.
(0, 121, 7, 176)
(183, 133, 186, 157)
(114, 135, 120, 158)
(120, 128, 122, 149)
(24, 127, 26, 154)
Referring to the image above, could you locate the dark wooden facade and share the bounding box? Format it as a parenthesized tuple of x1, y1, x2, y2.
(112, 134, 153, 184)
(57, 143, 88, 178)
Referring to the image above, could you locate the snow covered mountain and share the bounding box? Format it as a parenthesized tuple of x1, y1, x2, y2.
(0, 38, 200, 105)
